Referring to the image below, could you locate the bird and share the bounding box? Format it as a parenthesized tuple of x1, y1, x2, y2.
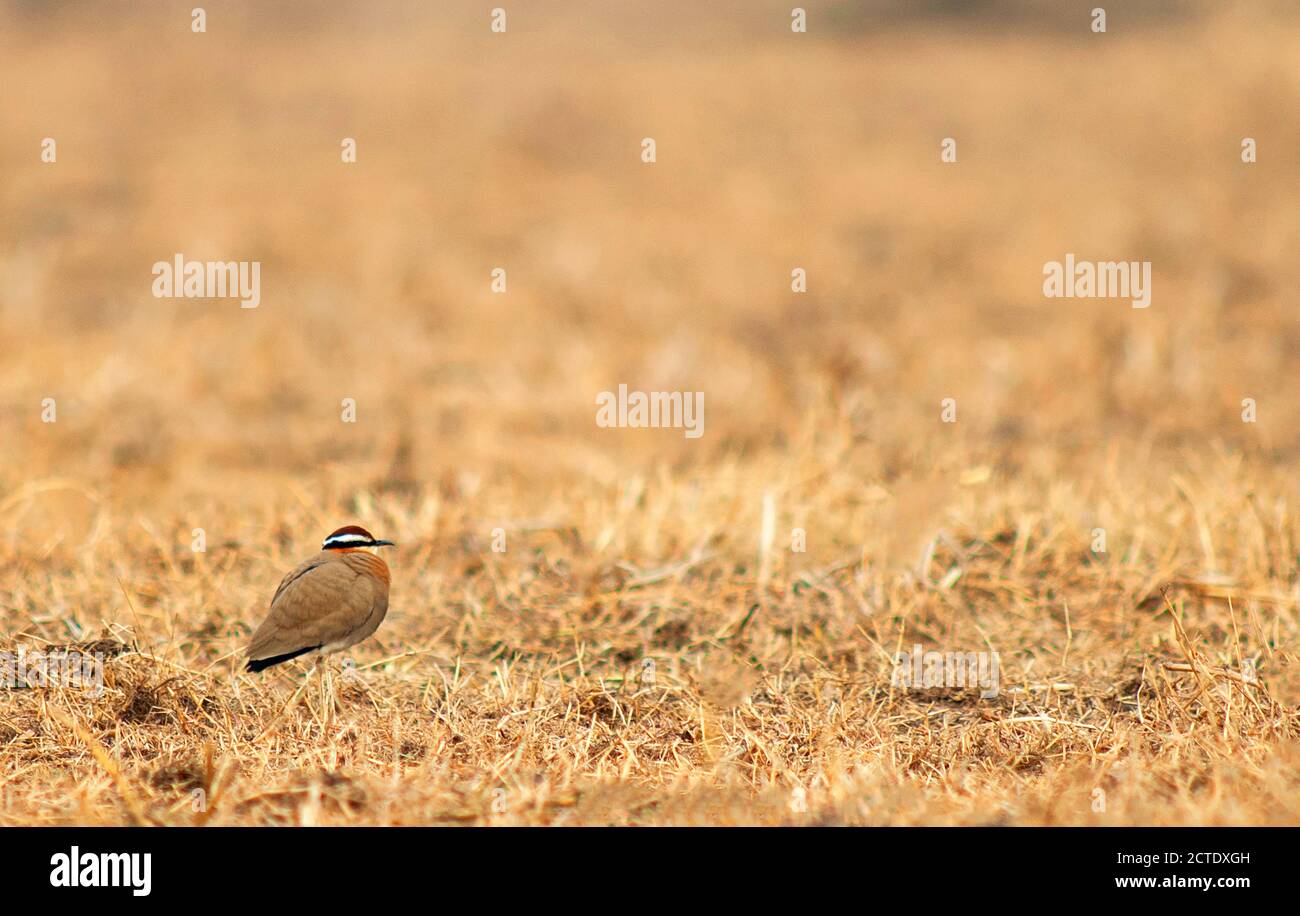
(244, 525, 395, 722)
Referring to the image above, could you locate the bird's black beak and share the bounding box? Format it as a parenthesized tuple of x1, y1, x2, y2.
(372, 539, 396, 548)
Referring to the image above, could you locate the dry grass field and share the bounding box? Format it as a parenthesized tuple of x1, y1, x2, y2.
(2, 0, 1299, 826)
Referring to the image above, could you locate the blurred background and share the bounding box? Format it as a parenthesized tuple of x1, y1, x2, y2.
(1, 0, 1298, 565)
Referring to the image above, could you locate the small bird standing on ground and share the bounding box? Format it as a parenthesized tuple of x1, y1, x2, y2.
(245, 525, 395, 725)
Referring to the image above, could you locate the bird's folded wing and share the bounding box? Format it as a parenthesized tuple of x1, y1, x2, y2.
(246, 557, 377, 661)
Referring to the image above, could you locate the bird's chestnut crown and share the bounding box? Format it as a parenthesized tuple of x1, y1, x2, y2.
(322, 525, 396, 550)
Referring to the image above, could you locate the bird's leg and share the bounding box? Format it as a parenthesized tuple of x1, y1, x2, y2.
(311, 655, 338, 733)
(314, 656, 328, 731)
(308, 657, 321, 727)
(323, 658, 336, 731)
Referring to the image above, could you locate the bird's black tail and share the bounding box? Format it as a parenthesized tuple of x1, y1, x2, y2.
(245, 645, 320, 672)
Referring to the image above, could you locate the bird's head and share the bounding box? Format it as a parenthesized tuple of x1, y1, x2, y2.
(322, 525, 396, 551)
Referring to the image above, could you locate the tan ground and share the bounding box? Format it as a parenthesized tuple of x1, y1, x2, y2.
(1, 1, 1298, 825)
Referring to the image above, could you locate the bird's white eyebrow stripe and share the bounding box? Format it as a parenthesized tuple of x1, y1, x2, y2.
(323, 532, 370, 547)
